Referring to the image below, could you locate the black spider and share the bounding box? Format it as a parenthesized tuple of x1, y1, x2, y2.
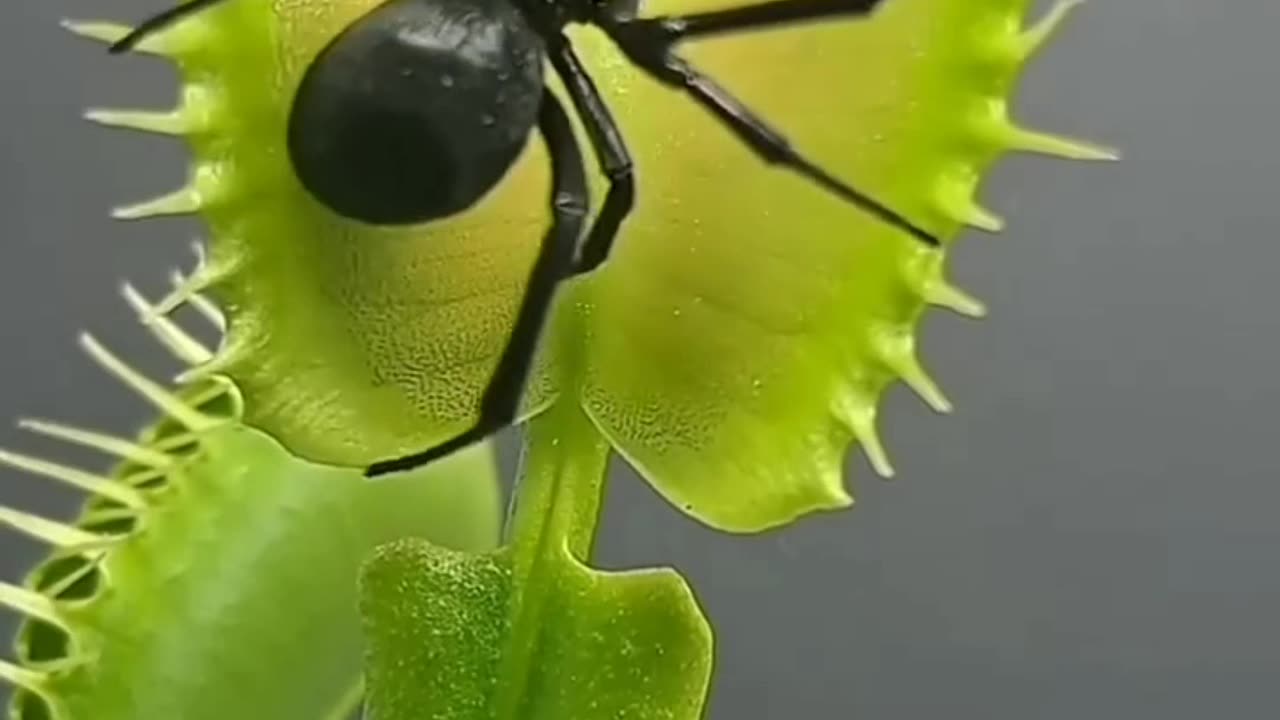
(110, 0, 938, 478)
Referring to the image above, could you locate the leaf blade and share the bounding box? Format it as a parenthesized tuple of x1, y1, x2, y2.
(360, 539, 713, 720)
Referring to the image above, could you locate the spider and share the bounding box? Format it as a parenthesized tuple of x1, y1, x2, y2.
(110, 0, 938, 478)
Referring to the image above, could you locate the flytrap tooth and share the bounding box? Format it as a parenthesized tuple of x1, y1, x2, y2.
(0, 449, 147, 510)
(0, 582, 68, 631)
(0, 506, 115, 551)
(891, 358, 953, 414)
(0, 658, 47, 694)
(188, 239, 208, 264)
(19, 418, 174, 469)
(175, 353, 244, 418)
(185, 373, 236, 407)
(853, 414, 895, 479)
(61, 19, 155, 52)
(924, 279, 989, 319)
(112, 186, 204, 220)
(61, 15, 210, 57)
(903, 251, 988, 318)
(180, 248, 240, 293)
(1016, 0, 1085, 59)
(173, 262, 221, 296)
(944, 195, 1005, 233)
(185, 291, 225, 329)
(170, 263, 228, 329)
(174, 369, 242, 422)
(151, 269, 208, 318)
(934, 170, 1005, 233)
(162, 257, 230, 318)
(871, 328, 953, 414)
(186, 238, 209, 271)
(121, 283, 214, 365)
(79, 333, 215, 432)
(85, 107, 193, 136)
(183, 238, 233, 292)
(33, 553, 108, 612)
(173, 358, 225, 386)
(153, 431, 200, 453)
(1001, 123, 1119, 161)
(834, 393, 895, 478)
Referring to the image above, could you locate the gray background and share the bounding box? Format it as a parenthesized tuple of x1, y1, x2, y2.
(3, 0, 1278, 717)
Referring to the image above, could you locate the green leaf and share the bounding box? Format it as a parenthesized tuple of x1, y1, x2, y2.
(2, 293, 502, 720)
(361, 541, 711, 720)
(359, 403, 712, 720)
(47, 0, 1115, 716)
(71, 0, 1112, 532)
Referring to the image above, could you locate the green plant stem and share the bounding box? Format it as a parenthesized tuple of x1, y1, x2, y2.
(494, 399, 612, 717)
(508, 401, 612, 563)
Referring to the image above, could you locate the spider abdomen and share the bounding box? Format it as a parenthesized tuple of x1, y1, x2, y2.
(287, 0, 545, 225)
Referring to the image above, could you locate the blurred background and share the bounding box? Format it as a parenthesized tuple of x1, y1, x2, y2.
(3, 0, 1278, 717)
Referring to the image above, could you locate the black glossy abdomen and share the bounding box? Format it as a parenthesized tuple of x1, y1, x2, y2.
(288, 0, 545, 225)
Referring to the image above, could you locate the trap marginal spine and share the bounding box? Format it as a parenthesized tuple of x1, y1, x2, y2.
(836, 0, 1115, 478)
(2, 281, 235, 720)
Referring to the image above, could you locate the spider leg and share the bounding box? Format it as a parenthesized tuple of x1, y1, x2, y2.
(108, 0, 230, 54)
(365, 87, 589, 478)
(547, 36, 636, 275)
(625, 0, 886, 39)
(604, 11, 938, 247)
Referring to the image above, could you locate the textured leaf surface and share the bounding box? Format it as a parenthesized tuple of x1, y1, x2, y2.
(361, 540, 711, 720)
(360, 405, 712, 720)
(86, 0, 1109, 531)
(2, 297, 502, 720)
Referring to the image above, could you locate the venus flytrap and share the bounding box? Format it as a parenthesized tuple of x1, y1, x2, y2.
(356, 1, 1110, 715)
(1, 284, 502, 720)
(4, 0, 1111, 716)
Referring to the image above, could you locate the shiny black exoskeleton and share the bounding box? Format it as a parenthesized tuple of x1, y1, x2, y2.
(111, 0, 938, 477)
(289, 0, 546, 224)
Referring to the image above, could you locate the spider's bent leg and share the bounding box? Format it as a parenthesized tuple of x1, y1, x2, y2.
(604, 23, 938, 247)
(548, 36, 635, 275)
(109, 0, 230, 54)
(632, 0, 886, 41)
(365, 89, 590, 478)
